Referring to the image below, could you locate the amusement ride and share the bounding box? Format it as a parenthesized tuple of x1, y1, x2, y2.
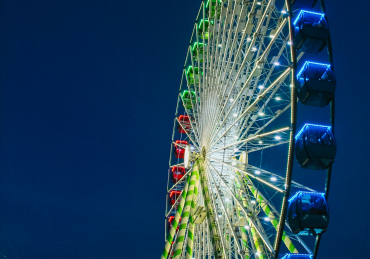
(161, 0, 337, 258)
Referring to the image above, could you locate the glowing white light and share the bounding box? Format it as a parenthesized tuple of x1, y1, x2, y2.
(271, 176, 277, 182)
(232, 161, 237, 166)
(256, 252, 261, 256)
(234, 148, 239, 152)
(255, 170, 261, 175)
(235, 123, 239, 126)
(234, 136, 238, 139)
(258, 85, 264, 89)
(264, 217, 270, 222)
(290, 84, 293, 88)
(281, 10, 287, 14)
(247, 37, 251, 42)
(269, 35, 274, 38)
(275, 135, 281, 140)
(184, 146, 191, 169)
(258, 112, 265, 116)
(274, 61, 280, 66)
(244, 225, 250, 230)
(252, 47, 257, 51)
(218, 215, 222, 218)
(225, 198, 229, 202)
(259, 140, 263, 144)
(191, 146, 194, 150)
(275, 96, 281, 101)
(233, 113, 237, 117)
(251, 200, 256, 204)
(257, 2, 261, 5)
(287, 41, 292, 45)
(230, 98, 234, 102)
(218, 44, 222, 47)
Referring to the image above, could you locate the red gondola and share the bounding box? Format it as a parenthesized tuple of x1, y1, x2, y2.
(169, 190, 182, 205)
(174, 140, 188, 159)
(177, 115, 192, 133)
(171, 166, 186, 183)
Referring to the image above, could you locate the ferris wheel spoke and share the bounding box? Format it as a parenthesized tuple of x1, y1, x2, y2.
(207, 3, 280, 139)
(208, 157, 284, 194)
(203, 165, 229, 259)
(208, 127, 290, 155)
(245, 164, 316, 192)
(208, 67, 291, 151)
(205, 159, 275, 254)
(235, 103, 291, 148)
(206, 169, 245, 258)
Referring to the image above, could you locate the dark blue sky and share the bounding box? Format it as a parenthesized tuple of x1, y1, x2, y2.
(0, 0, 369, 258)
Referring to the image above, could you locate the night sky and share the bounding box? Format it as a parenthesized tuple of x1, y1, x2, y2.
(0, 0, 369, 258)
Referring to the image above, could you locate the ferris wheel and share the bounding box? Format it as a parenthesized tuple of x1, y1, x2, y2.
(161, 0, 337, 258)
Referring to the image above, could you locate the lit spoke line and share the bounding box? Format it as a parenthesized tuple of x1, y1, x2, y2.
(211, 3, 247, 105)
(208, 18, 289, 148)
(207, 0, 274, 137)
(208, 67, 291, 151)
(208, 15, 288, 144)
(203, 162, 229, 259)
(233, 35, 291, 144)
(208, 157, 285, 193)
(205, 167, 244, 256)
(167, 164, 195, 193)
(246, 164, 316, 192)
(235, 156, 313, 255)
(203, 3, 223, 146)
(205, 158, 275, 254)
(236, 104, 291, 150)
(208, 127, 290, 155)
(176, 117, 201, 151)
(231, 141, 290, 158)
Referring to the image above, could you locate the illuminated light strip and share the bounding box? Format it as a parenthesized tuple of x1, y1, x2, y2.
(288, 191, 325, 203)
(295, 123, 332, 140)
(192, 42, 205, 50)
(293, 10, 326, 26)
(208, 127, 290, 155)
(296, 61, 331, 80)
(281, 254, 313, 259)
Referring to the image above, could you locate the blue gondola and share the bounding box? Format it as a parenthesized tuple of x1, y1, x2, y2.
(290, 0, 317, 10)
(281, 254, 312, 259)
(287, 191, 329, 235)
(295, 124, 336, 170)
(293, 11, 329, 54)
(296, 62, 336, 107)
